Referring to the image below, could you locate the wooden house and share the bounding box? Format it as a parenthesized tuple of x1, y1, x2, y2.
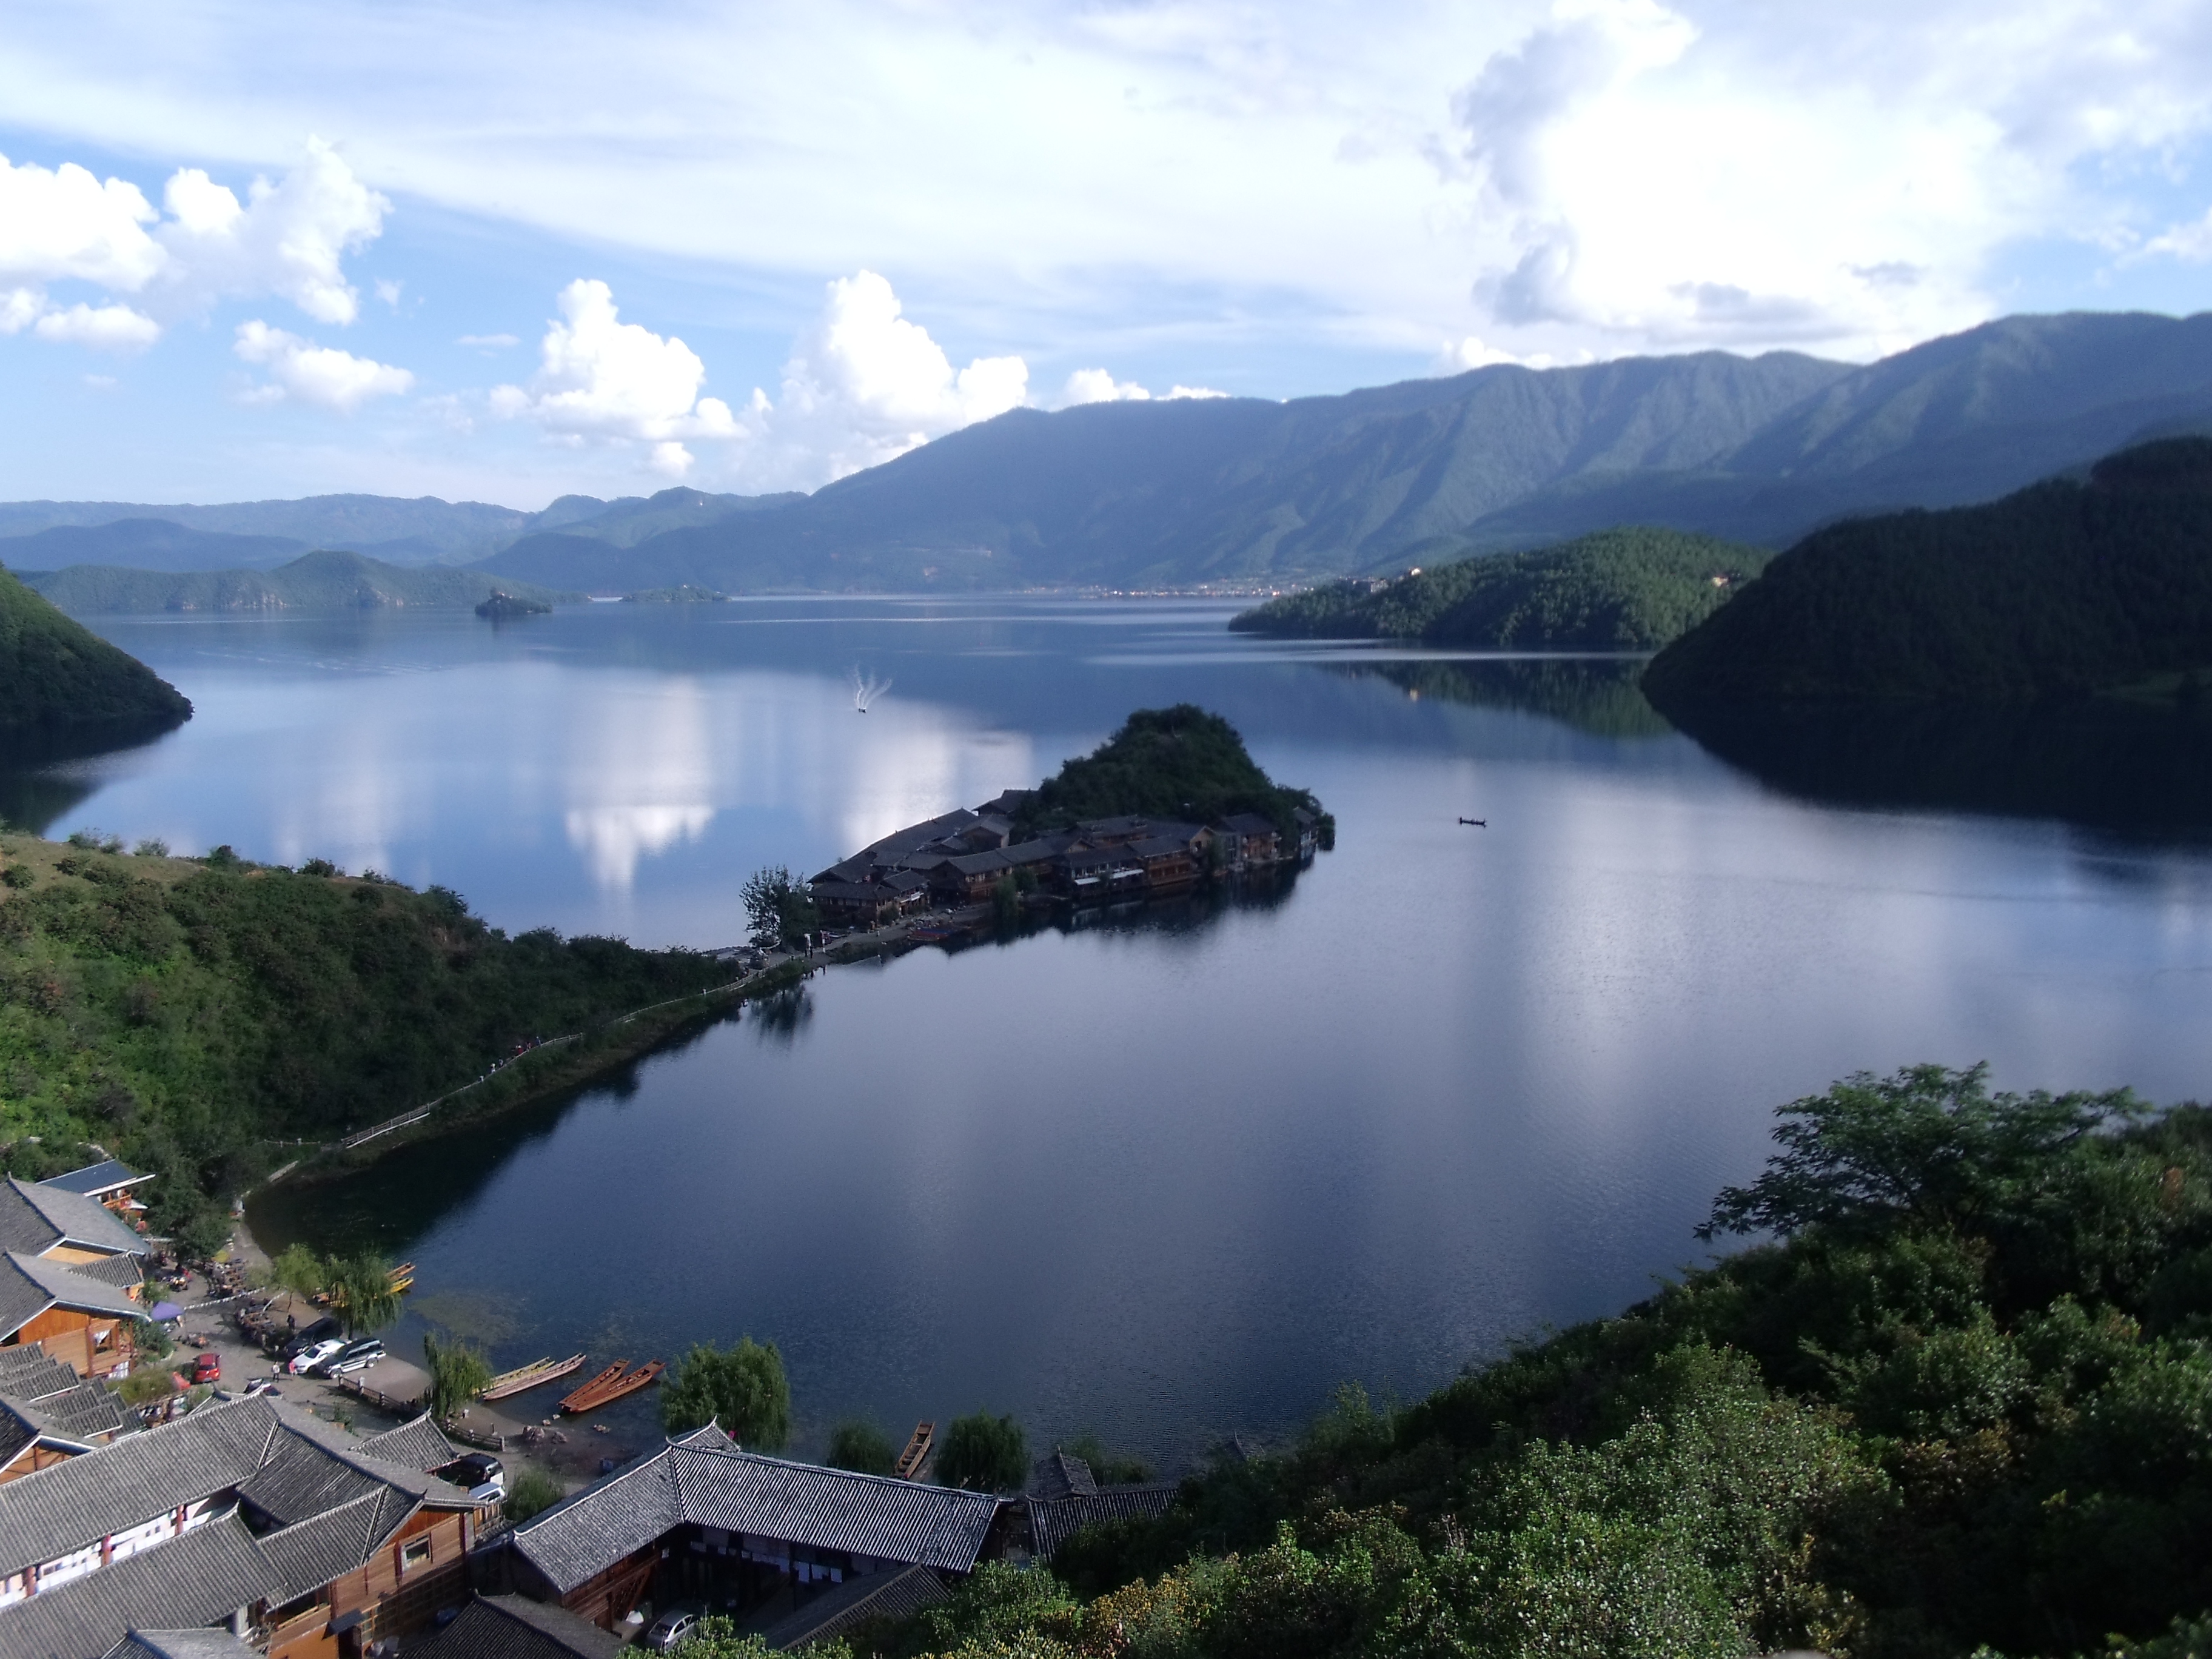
(39, 1161, 157, 1224)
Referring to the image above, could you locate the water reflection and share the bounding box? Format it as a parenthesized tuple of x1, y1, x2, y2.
(1330, 659, 1674, 739)
(1667, 698, 2212, 840)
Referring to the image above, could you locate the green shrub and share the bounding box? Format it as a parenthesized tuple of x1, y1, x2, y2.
(936, 1410, 1027, 1493)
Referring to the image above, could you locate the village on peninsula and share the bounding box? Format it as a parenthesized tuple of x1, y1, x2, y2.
(0, 706, 1330, 1659)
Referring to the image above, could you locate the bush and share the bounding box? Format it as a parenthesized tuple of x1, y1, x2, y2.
(937, 1410, 1028, 1492)
(503, 1464, 565, 1524)
(826, 1418, 897, 1475)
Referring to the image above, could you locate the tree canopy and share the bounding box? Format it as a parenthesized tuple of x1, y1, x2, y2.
(660, 1336, 791, 1449)
(1017, 705, 1324, 843)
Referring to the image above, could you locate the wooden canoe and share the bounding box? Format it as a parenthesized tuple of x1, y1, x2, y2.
(481, 1353, 586, 1402)
(557, 1362, 628, 1414)
(895, 1421, 934, 1480)
(559, 1359, 664, 1415)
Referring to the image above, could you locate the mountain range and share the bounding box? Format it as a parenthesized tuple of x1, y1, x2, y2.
(10, 310, 2212, 596)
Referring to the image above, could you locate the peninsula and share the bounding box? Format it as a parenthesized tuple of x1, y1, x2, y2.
(26, 549, 571, 617)
(1228, 526, 1770, 649)
(1643, 436, 2212, 709)
(0, 563, 192, 754)
(803, 705, 1329, 931)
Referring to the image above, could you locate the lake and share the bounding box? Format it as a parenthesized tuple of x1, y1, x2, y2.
(13, 598, 2212, 1470)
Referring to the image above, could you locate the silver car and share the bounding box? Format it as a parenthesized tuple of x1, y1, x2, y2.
(644, 1610, 699, 1652)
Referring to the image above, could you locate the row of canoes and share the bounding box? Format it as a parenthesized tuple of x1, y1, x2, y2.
(474, 1352, 666, 1413)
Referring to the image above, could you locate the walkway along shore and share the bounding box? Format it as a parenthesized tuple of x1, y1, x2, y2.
(252, 954, 816, 1191)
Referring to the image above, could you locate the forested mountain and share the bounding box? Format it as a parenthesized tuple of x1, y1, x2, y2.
(14, 310, 2212, 592)
(28, 549, 571, 615)
(1643, 436, 2212, 708)
(1230, 526, 1769, 648)
(0, 565, 191, 754)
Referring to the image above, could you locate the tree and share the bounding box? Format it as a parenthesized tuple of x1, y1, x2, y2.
(825, 1419, 896, 1475)
(937, 1410, 1028, 1492)
(423, 1330, 492, 1423)
(740, 866, 820, 949)
(503, 1465, 566, 1524)
(660, 1336, 791, 1449)
(327, 1251, 403, 1338)
(271, 1242, 326, 1307)
(1701, 1062, 2143, 1241)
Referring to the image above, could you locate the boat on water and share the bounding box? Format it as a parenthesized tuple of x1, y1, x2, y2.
(559, 1359, 665, 1415)
(557, 1362, 626, 1413)
(481, 1352, 587, 1402)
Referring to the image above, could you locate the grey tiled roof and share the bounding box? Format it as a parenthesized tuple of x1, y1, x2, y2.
(512, 1443, 1000, 1594)
(41, 1163, 153, 1201)
(753, 1563, 948, 1651)
(253, 1489, 411, 1596)
(236, 1427, 398, 1527)
(1027, 1486, 1179, 1563)
(0, 1347, 79, 1398)
(68, 1255, 146, 1292)
(7, 1374, 131, 1445)
(2, 1250, 144, 1326)
(0, 1259, 55, 1346)
(0, 1513, 284, 1659)
(0, 1407, 34, 1470)
(0, 1395, 278, 1576)
(1029, 1452, 1095, 1501)
(1217, 813, 1278, 836)
(357, 1415, 457, 1474)
(109, 1629, 261, 1659)
(414, 1594, 626, 1659)
(1, 1179, 151, 1258)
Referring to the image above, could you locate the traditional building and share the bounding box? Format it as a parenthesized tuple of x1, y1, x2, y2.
(39, 1164, 158, 1226)
(0, 1346, 134, 1482)
(0, 1395, 494, 1658)
(0, 1250, 146, 1383)
(1022, 1452, 1178, 1565)
(501, 1426, 1002, 1633)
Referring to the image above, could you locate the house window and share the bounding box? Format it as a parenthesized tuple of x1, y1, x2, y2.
(92, 1327, 115, 1353)
(400, 1538, 432, 1571)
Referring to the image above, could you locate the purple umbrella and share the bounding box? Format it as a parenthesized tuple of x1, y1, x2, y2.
(149, 1302, 183, 1321)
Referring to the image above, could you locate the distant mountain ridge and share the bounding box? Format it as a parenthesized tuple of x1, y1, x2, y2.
(12, 310, 2212, 592)
(24, 550, 572, 615)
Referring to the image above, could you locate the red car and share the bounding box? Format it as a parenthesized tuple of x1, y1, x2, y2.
(190, 1352, 220, 1386)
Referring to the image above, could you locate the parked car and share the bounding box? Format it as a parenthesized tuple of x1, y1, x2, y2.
(190, 1352, 221, 1386)
(645, 1610, 699, 1652)
(287, 1338, 346, 1375)
(434, 1452, 504, 1503)
(281, 1317, 342, 1360)
(314, 1338, 386, 1377)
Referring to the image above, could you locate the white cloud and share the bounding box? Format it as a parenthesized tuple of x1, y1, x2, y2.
(0, 138, 387, 358)
(156, 138, 388, 324)
(1059, 369, 1153, 405)
(0, 153, 166, 289)
(1164, 385, 1229, 400)
(457, 332, 518, 349)
(491, 279, 742, 477)
(765, 270, 1028, 480)
(234, 318, 413, 411)
(2136, 207, 2212, 264)
(33, 301, 160, 351)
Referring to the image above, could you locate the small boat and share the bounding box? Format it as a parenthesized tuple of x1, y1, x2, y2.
(1457, 817, 1487, 828)
(560, 1359, 665, 1415)
(557, 1362, 628, 1414)
(387, 1261, 416, 1293)
(894, 1421, 934, 1480)
(481, 1353, 587, 1402)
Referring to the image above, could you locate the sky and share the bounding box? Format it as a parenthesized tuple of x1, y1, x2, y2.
(5, 0, 2212, 509)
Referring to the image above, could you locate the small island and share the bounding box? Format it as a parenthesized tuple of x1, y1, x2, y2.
(475, 589, 552, 620)
(28, 549, 570, 616)
(1229, 526, 1771, 649)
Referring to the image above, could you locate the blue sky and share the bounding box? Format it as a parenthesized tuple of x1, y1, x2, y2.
(5, 0, 2212, 509)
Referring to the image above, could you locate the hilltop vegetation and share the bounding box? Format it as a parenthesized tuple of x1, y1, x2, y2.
(0, 834, 729, 1250)
(1015, 705, 1328, 843)
(0, 565, 192, 751)
(1230, 528, 1771, 649)
(27, 549, 571, 615)
(1645, 437, 2212, 709)
(840, 1065, 2212, 1659)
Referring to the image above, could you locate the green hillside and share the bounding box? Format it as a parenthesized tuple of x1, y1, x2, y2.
(1644, 437, 2212, 709)
(1230, 527, 1771, 648)
(0, 836, 733, 1250)
(0, 564, 192, 747)
(856, 1066, 2212, 1659)
(1015, 705, 1327, 842)
(27, 548, 572, 615)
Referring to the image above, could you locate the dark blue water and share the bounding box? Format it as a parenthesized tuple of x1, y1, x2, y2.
(16, 600, 2212, 1468)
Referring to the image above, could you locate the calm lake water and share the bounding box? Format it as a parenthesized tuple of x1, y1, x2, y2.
(12, 599, 2212, 1469)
